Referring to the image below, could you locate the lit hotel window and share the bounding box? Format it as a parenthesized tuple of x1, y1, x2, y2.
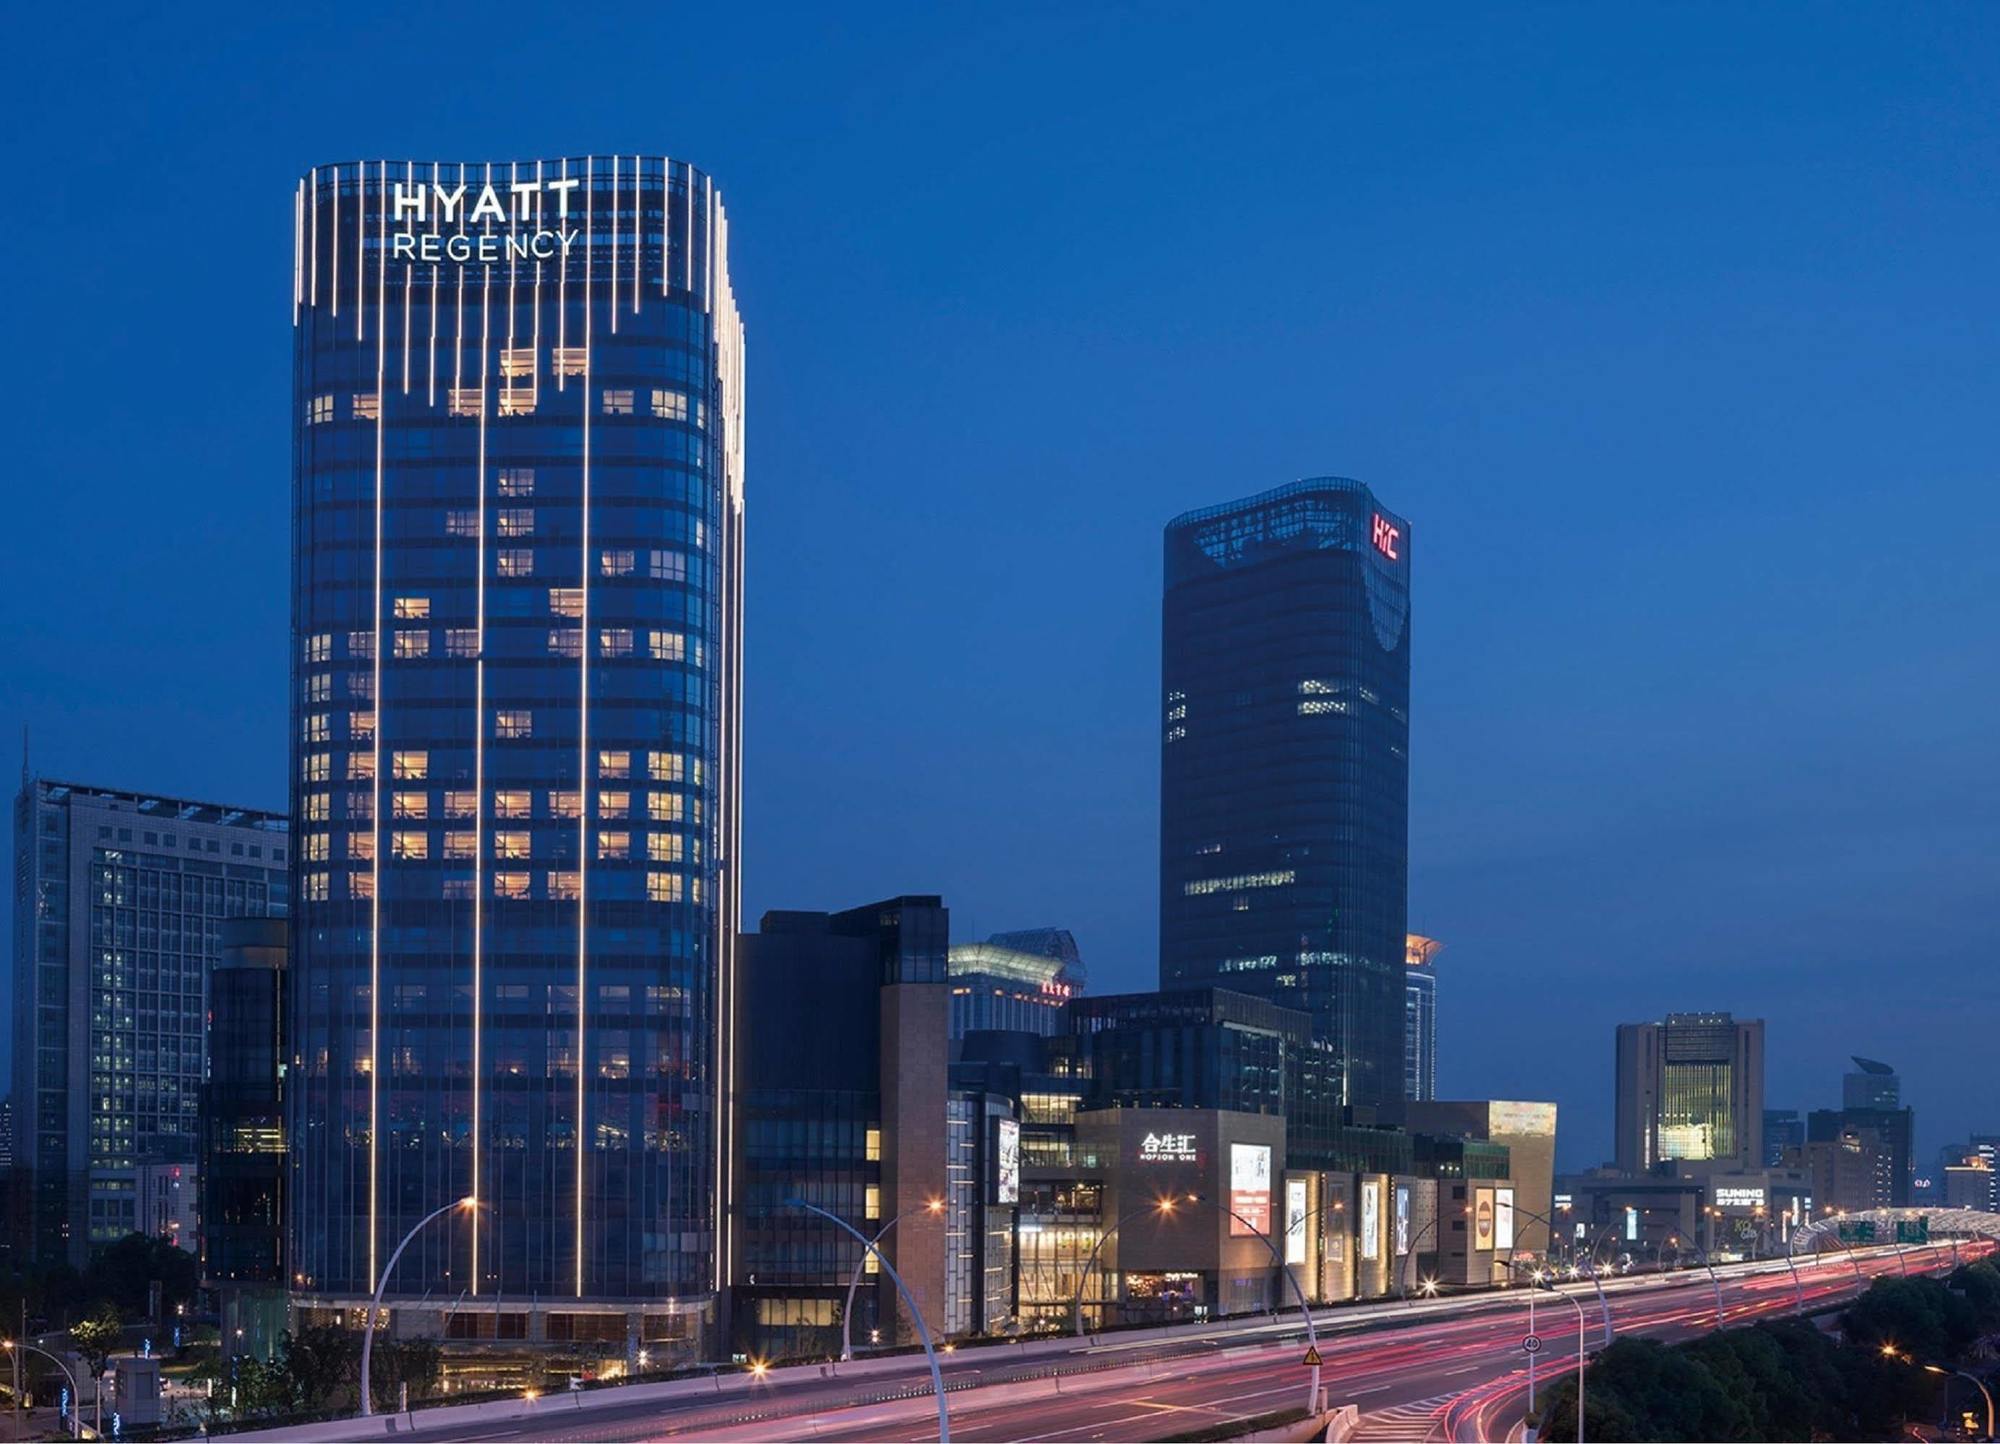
(443, 832, 475, 861)
(865, 1128, 882, 1162)
(498, 549, 534, 578)
(650, 388, 688, 421)
(303, 872, 329, 902)
(392, 792, 428, 820)
(348, 832, 376, 862)
(647, 833, 683, 863)
(499, 347, 536, 380)
(494, 791, 532, 820)
(348, 753, 375, 781)
(303, 713, 330, 743)
(309, 394, 334, 424)
(348, 630, 376, 659)
(448, 387, 481, 418)
(648, 630, 685, 662)
(650, 549, 687, 582)
(498, 468, 535, 497)
(498, 389, 536, 418)
(601, 548, 636, 576)
(443, 790, 476, 820)
(304, 674, 331, 703)
(394, 597, 430, 620)
(647, 792, 683, 824)
(547, 627, 582, 658)
(445, 510, 477, 538)
(445, 629, 478, 658)
(391, 751, 428, 780)
(599, 791, 630, 821)
(549, 790, 582, 820)
(498, 509, 534, 538)
(647, 751, 685, 783)
(646, 872, 683, 904)
(303, 834, 329, 862)
(304, 633, 333, 663)
(493, 872, 531, 900)
(552, 347, 586, 378)
(548, 588, 584, 619)
(494, 831, 531, 861)
(598, 750, 631, 779)
(304, 793, 329, 822)
(347, 790, 374, 820)
(495, 711, 533, 740)
(599, 628, 633, 658)
(393, 630, 430, 660)
(598, 831, 630, 861)
(349, 710, 376, 741)
(391, 832, 428, 861)
(352, 393, 380, 421)
(865, 1184, 881, 1219)
(548, 871, 582, 901)
(601, 388, 634, 415)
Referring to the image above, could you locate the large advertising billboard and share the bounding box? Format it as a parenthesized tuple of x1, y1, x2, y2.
(1473, 1187, 1496, 1250)
(1394, 1182, 1411, 1257)
(1360, 1178, 1382, 1260)
(994, 1117, 1021, 1205)
(1494, 1187, 1515, 1251)
(1229, 1143, 1272, 1237)
(1284, 1178, 1309, 1264)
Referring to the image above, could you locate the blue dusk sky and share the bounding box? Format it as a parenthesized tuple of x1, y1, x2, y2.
(4, 5, 1996, 1168)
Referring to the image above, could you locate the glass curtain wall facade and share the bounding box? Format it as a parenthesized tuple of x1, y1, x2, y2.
(1160, 479, 1411, 1117)
(288, 157, 745, 1344)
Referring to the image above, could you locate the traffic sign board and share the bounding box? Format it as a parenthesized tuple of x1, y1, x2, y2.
(1522, 1335, 1543, 1355)
(1301, 1345, 1323, 1368)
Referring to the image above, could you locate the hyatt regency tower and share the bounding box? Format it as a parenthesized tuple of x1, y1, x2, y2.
(287, 157, 744, 1355)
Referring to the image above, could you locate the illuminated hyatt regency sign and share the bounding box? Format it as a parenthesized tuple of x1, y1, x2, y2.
(389, 180, 582, 263)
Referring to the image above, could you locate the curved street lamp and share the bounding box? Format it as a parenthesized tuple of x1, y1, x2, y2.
(838, 1198, 946, 1363)
(1532, 1275, 1590, 1444)
(3, 1339, 81, 1440)
(1177, 1194, 1325, 1414)
(786, 1198, 951, 1444)
(358, 1195, 477, 1419)
(1071, 1198, 1188, 1337)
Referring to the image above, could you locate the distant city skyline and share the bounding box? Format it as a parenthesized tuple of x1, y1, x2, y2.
(5, 6, 1998, 1174)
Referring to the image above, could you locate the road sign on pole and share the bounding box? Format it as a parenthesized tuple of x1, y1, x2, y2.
(1301, 1345, 1323, 1368)
(1522, 1335, 1543, 1355)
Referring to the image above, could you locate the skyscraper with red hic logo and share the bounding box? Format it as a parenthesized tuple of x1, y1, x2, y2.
(1159, 479, 1412, 1119)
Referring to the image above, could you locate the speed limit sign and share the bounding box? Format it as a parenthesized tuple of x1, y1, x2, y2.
(1522, 1335, 1543, 1355)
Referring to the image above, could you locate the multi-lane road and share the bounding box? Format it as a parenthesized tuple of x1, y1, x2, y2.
(273, 1243, 1983, 1444)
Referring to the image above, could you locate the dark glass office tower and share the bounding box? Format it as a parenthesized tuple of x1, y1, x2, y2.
(1160, 479, 1411, 1117)
(288, 157, 745, 1358)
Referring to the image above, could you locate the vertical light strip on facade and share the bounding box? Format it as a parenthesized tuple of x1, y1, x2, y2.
(660, 157, 671, 296)
(309, 167, 317, 308)
(367, 161, 388, 1290)
(631, 156, 640, 316)
(556, 159, 568, 393)
(293, 181, 303, 326)
(575, 154, 593, 1298)
(355, 166, 366, 343)
(609, 154, 618, 335)
(331, 168, 339, 319)
(470, 160, 493, 1297)
(401, 163, 413, 394)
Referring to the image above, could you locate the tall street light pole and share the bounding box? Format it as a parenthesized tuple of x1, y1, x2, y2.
(1923, 1364, 1996, 1441)
(1181, 1194, 1324, 1415)
(359, 1196, 477, 1419)
(1071, 1199, 1186, 1337)
(787, 1199, 951, 1444)
(2, 1341, 80, 1440)
(839, 1198, 945, 1363)
(1534, 1275, 1588, 1444)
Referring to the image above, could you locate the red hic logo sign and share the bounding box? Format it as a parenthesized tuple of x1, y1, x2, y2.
(1371, 514, 1401, 561)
